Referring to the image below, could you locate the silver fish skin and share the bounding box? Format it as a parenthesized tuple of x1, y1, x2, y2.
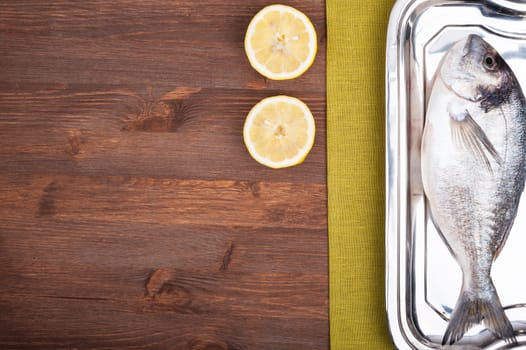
(421, 34, 526, 346)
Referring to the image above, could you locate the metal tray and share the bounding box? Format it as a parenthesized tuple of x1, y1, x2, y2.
(386, 0, 526, 348)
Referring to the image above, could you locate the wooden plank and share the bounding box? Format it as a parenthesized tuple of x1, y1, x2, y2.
(0, 269, 326, 319)
(0, 1, 325, 91)
(0, 297, 327, 350)
(0, 221, 327, 275)
(0, 86, 326, 183)
(0, 174, 326, 229)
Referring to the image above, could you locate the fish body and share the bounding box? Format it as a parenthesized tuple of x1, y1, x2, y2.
(421, 34, 526, 345)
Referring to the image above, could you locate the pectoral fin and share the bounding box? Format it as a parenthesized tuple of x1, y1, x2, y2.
(450, 110, 502, 172)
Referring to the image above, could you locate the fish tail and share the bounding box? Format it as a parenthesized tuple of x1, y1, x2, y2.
(442, 281, 517, 346)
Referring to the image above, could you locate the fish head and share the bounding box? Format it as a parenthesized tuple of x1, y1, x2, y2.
(440, 34, 513, 108)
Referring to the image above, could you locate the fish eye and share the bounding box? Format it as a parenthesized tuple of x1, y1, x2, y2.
(483, 55, 497, 70)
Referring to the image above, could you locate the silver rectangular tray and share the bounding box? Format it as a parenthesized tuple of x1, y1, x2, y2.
(386, 0, 526, 349)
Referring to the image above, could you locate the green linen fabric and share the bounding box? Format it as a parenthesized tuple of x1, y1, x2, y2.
(326, 0, 396, 348)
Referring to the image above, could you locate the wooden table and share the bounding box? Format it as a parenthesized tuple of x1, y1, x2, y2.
(0, 1, 328, 349)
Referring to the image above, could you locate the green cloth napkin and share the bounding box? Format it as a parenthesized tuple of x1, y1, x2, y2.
(326, 0, 396, 348)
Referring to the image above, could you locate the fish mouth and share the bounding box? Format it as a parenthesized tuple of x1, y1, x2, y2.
(463, 34, 483, 57)
(463, 34, 495, 58)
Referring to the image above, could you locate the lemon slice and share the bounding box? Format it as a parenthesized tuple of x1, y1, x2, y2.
(243, 95, 315, 169)
(244, 4, 317, 80)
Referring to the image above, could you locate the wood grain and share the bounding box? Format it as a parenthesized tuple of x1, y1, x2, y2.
(0, 1, 327, 349)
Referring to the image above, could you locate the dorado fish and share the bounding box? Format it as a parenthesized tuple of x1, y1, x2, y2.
(421, 34, 526, 345)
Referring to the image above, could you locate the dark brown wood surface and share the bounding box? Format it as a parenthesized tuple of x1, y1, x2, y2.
(0, 1, 327, 349)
